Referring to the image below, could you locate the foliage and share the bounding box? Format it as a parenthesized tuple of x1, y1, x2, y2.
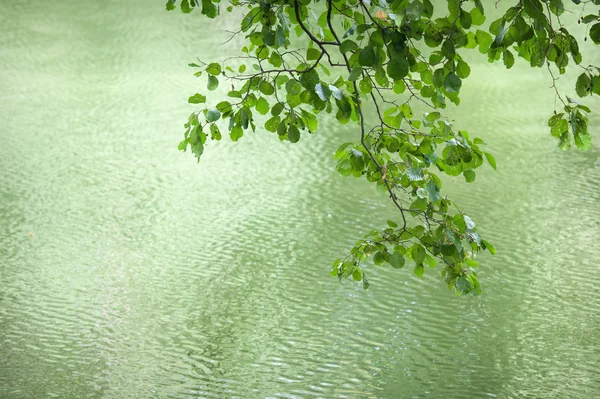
(168, 0, 599, 295)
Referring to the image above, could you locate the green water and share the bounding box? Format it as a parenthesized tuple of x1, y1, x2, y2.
(1, 1, 599, 398)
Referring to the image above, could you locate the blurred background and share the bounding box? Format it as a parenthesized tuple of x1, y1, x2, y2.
(1, 1, 599, 398)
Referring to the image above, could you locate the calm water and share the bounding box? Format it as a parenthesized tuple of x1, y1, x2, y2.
(1, 1, 599, 398)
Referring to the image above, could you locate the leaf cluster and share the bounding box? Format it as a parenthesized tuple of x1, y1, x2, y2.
(168, 0, 598, 295)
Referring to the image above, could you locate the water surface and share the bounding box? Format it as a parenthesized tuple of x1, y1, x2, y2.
(1, 1, 599, 398)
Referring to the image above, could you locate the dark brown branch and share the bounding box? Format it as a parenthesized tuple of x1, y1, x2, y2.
(325, 0, 407, 228)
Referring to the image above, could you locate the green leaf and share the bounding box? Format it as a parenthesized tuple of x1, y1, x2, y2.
(362, 273, 370, 289)
(341, 261, 354, 278)
(523, 0, 547, 27)
(570, 110, 588, 137)
(393, 80, 406, 94)
(474, 0, 484, 13)
(400, 103, 413, 119)
(443, 73, 462, 93)
(425, 111, 440, 122)
(180, 0, 192, 13)
(375, 67, 389, 87)
(240, 108, 249, 129)
(358, 46, 376, 67)
(269, 52, 282, 67)
(416, 187, 428, 198)
(576, 73, 591, 97)
(271, 103, 284, 116)
(188, 93, 206, 104)
(406, 167, 424, 181)
(548, 0, 565, 15)
(548, 113, 565, 127)
(405, 1, 423, 20)
(464, 215, 476, 230)
(329, 85, 343, 100)
(413, 225, 425, 237)
(456, 60, 471, 79)
(414, 264, 424, 277)
(484, 152, 496, 170)
(425, 254, 436, 268)
(422, 0, 434, 17)
(201, 0, 217, 18)
(425, 180, 441, 202)
(387, 57, 409, 80)
(336, 159, 352, 176)
(590, 23, 600, 44)
(456, 276, 472, 294)
(307, 48, 321, 61)
(481, 239, 496, 255)
(453, 214, 467, 233)
(410, 198, 427, 212)
(300, 69, 320, 88)
(558, 130, 572, 150)
(209, 123, 221, 140)
(470, 7, 486, 26)
(230, 125, 243, 142)
(277, 120, 287, 136)
(256, 97, 270, 115)
(503, 50, 515, 69)
(286, 80, 302, 96)
(205, 109, 221, 122)
(359, 78, 372, 94)
(464, 170, 476, 182)
(348, 67, 363, 82)
(178, 138, 188, 151)
(388, 251, 405, 269)
(460, 10, 472, 29)
(442, 40, 456, 59)
(447, 0, 460, 17)
(411, 243, 426, 264)
(340, 40, 358, 53)
(315, 82, 331, 101)
(265, 116, 280, 132)
(259, 80, 275, 95)
(475, 30, 493, 53)
(191, 141, 204, 158)
(288, 124, 300, 143)
(207, 75, 219, 91)
(215, 101, 232, 116)
(432, 69, 444, 88)
(373, 251, 385, 266)
(593, 76, 600, 96)
(206, 63, 221, 76)
(551, 119, 568, 138)
(574, 132, 592, 151)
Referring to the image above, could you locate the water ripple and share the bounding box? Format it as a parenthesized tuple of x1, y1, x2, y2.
(2, 0, 600, 398)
